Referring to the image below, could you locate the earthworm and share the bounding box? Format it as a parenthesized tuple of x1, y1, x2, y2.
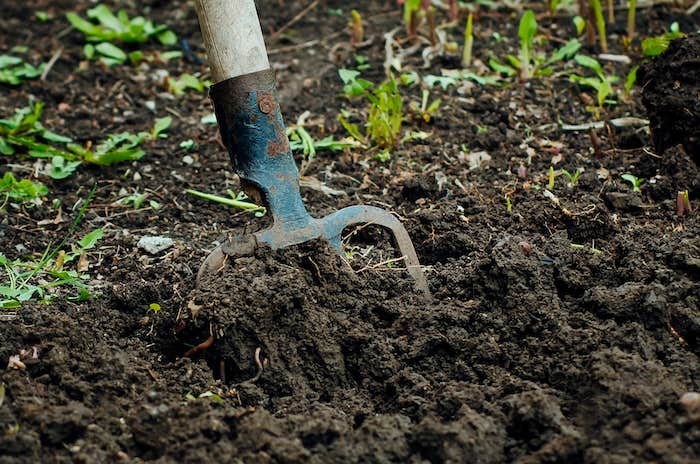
(184, 335, 214, 357)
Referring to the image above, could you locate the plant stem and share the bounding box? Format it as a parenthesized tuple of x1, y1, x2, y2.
(185, 189, 266, 215)
(627, 0, 636, 39)
(590, 0, 607, 52)
(462, 13, 473, 68)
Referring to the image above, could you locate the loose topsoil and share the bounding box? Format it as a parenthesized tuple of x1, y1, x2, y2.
(1, 1, 699, 463)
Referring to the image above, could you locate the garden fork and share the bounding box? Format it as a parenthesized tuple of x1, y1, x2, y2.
(193, 0, 430, 296)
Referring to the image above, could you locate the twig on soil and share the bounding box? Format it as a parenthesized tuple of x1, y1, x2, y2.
(184, 335, 214, 357)
(688, 0, 700, 15)
(40, 48, 63, 81)
(270, 0, 320, 39)
(355, 255, 408, 273)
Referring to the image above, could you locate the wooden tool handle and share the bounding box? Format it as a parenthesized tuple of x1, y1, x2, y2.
(194, 0, 270, 83)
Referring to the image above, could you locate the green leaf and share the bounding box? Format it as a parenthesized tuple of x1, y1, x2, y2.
(546, 39, 581, 65)
(625, 66, 638, 95)
(574, 54, 603, 76)
(519, 10, 537, 53)
(424, 75, 458, 90)
(0, 55, 23, 69)
(78, 228, 103, 249)
(489, 58, 516, 77)
(151, 116, 172, 139)
(156, 30, 177, 45)
(83, 43, 95, 59)
(95, 42, 126, 62)
(48, 156, 82, 179)
(573, 16, 586, 35)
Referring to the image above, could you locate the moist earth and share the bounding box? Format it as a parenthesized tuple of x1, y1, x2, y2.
(1, 1, 699, 463)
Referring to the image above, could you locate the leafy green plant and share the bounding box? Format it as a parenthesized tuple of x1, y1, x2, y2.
(0, 55, 44, 85)
(0, 173, 47, 206)
(116, 191, 160, 210)
(409, 89, 441, 123)
(0, 102, 163, 179)
(642, 22, 684, 57)
(621, 174, 644, 192)
(66, 4, 176, 45)
(166, 73, 210, 95)
(339, 73, 404, 150)
(569, 55, 619, 113)
(489, 11, 581, 80)
(186, 189, 266, 217)
(624, 65, 638, 97)
(151, 116, 172, 140)
(0, 189, 99, 308)
(561, 168, 583, 187)
(287, 124, 358, 167)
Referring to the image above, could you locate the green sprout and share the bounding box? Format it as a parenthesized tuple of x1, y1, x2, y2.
(185, 189, 267, 217)
(590, 0, 607, 52)
(561, 168, 583, 187)
(338, 71, 404, 149)
(627, 0, 637, 40)
(0, 188, 99, 308)
(1, 102, 166, 179)
(621, 173, 644, 192)
(0, 173, 48, 207)
(548, 166, 555, 190)
(642, 22, 684, 57)
(166, 73, 210, 95)
(489, 11, 580, 81)
(409, 89, 442, 123)
(66, 4, 176, 45)
(0, 55, 44, 85)
(462, 12, 474, 68)
(569, 55, 619, 114)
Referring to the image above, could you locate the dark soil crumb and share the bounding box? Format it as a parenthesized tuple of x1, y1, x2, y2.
(641, 33, 700, 162)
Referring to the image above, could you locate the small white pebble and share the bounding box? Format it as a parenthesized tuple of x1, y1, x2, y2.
(145, 101, 156, 112)
(7, 355, 26, 370)
(680, 392, 700, 409)
(133, 172, 142, 182)
(182, 155, 194, 165)
(138, 236, 174, 255)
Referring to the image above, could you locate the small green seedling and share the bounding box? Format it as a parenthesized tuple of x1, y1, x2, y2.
(66, 4, 176, 45)
(642, 22, 684, 57)
(148, 302, 161, 314)
(185, 189, 267, 217)
(0, 55, 44, 85)
(150, 116, 172, 140)
(489, 11, 580, 81)
(569, 55, 619, 113)
(548, 166, 555, 189)
(0, 173, 47, 207)
(0, 190, 99, 308)
(621, 173, 644, 192)
(561, 168, 583, 187)
(462, 12, 474, 68)
(590, 0, 607, 52)
(116, 191, 159, 210)
(410, 89, 441, 123)
(624, 66, 638, 97)
(676, 190, 692, 216)
(166, 73, 210, 95)
(338, 71, 404, 149)
(350, 9, 364, 46)
(179, 139, 196, 150)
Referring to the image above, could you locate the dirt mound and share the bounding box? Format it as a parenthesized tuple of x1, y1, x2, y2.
(641, 33, 700, 161)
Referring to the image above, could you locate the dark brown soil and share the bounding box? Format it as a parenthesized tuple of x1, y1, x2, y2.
(641, 33, 700, 162)
(1, 1, 699, 463)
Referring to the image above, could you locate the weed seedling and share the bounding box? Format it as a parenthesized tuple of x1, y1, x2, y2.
(489, 11, 580, 81)
(627, 0, 637, 40)
(590, 0, 607, 52)
(462, 12, 474, 68)
(66, 4, 176, 45)
(0, 188, 99, 308)
(621, 173, 644, 192)
(561, 168, 583, 187)
(569, 55, 619, 114)
(338, 71, 404, 149)
(0, 173, 47, 207)
(0, 55, 44, 85)
(676, 190, 692, 216)
(350, 9, 364, 46)
(166, 73, 210, 95)
(548, 166, 555, 189)
(185, 189, 267, 217)
(410, 90, 441, 123)
(642, 22, 684, 57)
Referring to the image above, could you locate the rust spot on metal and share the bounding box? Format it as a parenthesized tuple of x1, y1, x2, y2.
(257, 92, 275, 117)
